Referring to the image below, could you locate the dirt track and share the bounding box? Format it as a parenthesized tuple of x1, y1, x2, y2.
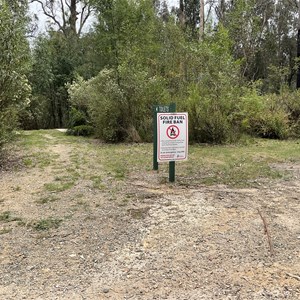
(0, 131, 300, 299)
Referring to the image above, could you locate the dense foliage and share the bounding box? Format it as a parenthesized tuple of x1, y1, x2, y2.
(0, 0, 30, 151)
(4, 0, 300, 146)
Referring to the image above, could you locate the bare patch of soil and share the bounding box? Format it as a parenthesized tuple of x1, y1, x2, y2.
(1, 132, 300, 299)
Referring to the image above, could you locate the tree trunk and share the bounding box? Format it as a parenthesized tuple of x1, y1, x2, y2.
(199, 0, 204, 41)
(297, 28, 300, 88)
(69, 0, 77, 35)
(179, 0, 185, 28)
(218, 0, 226, 23)
(297, 2, 300, 88)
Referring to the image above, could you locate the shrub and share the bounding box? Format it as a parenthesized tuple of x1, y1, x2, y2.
(0, 3, 30, 151)
(68, 107, 88, 128)
(67, 125, 94, 136)
(250, 108, 289, 140)
(186, 87, 235, 143)
(275, 90, 300, 137)
(237, 91, 290, 139)
(0, 109, 19, 149)
(68, 68, 170, 142)
(183, 28, 243, 144)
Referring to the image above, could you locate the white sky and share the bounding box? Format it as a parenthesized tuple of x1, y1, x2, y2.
(168, 0, 178, 7)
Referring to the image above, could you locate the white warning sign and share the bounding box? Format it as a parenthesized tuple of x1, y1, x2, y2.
(157, 113, 188, 162)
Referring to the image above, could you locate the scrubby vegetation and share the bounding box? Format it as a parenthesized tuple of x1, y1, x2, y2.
(2, 0, 300, 156)
(0, 1, 30, 152)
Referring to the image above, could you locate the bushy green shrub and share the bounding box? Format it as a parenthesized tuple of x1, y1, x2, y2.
(282, 90, 300, 121)
(0, 109, 18, 149)
(0, 2, 30, 151)
(186, 87, 234, 143)
(257, 109, 289, 139)
(67, 23, 300, 144)
(237, 91, 290, 139)
(263, 90, 300, 138)
(185, 77, 290, 143)
(68, 67, 170, 142)
(67, 125, 94, 136)
(82, 69, 125, 142)
(256, 98, 289, 140)
(66, 103, 92, 137)
(18, 94, 49, 130)
(183, 27, 243, 144)
(68, 107, 88, 128)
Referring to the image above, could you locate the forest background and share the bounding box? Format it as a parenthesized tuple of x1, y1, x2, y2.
(2, 0, 300, 150)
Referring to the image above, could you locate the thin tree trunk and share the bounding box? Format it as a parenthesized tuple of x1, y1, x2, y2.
(297, 1, 300, 88)
(218, 0, 225, 23)
(297, 28, 300, 88)
(199, 0, 204, 41)
(69, 0, 77, 35)
(179, 0, 185, 28)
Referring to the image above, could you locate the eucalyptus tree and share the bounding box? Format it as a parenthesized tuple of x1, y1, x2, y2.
(177, 0, 200, 37)
(29, 30, 88, 128)
(27, 0, 95, 129)
(199, 0, 204, 40)
(296, 0, 300, 88)
(30, 0, 93, 37)
(214, 0, 298, 91)
(0, 0, 31, 149)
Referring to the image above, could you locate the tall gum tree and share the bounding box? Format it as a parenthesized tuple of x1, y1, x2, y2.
(297, 0, 300, 88)
(199, 0, 204, 40)
(30, 0, 93, 37)
(0, 0, 31, 148)
(176, 0, 206, 40)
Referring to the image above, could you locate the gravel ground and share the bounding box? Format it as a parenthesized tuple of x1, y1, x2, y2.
(0, 132, 300, 299)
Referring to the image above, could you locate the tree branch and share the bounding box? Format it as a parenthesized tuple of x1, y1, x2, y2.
(64, 0, 71, 10)
(60, 0, 67, 29)
(78, 3, 92, 36)
(205, 2, 214, 24)
(257, 209, 274, 256)
(31, 0, 92, 36)
(31, 0, 65, 33)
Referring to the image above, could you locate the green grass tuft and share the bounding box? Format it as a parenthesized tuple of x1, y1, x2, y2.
(44, 181, 75, 192)
(31, 217, 62, 231)
(0, 211, 22, 223)
(36, 195, 60, 204)
(0, 228, 12, 234)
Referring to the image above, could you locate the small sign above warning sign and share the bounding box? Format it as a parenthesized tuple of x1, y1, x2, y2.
(157, 113, 188, 162)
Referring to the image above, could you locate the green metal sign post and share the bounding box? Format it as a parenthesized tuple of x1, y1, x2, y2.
(168, 103, 176, 182)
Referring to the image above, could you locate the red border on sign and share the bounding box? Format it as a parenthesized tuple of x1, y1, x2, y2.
(166, 125, 180, 139)
(157, 113, 188, 162)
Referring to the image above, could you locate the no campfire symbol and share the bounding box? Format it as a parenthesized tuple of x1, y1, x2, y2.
(166, 125, 180, 139)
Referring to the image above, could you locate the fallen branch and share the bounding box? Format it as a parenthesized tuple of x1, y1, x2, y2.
(286, 273, 300, 281)
(257, 209, 274, 256)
